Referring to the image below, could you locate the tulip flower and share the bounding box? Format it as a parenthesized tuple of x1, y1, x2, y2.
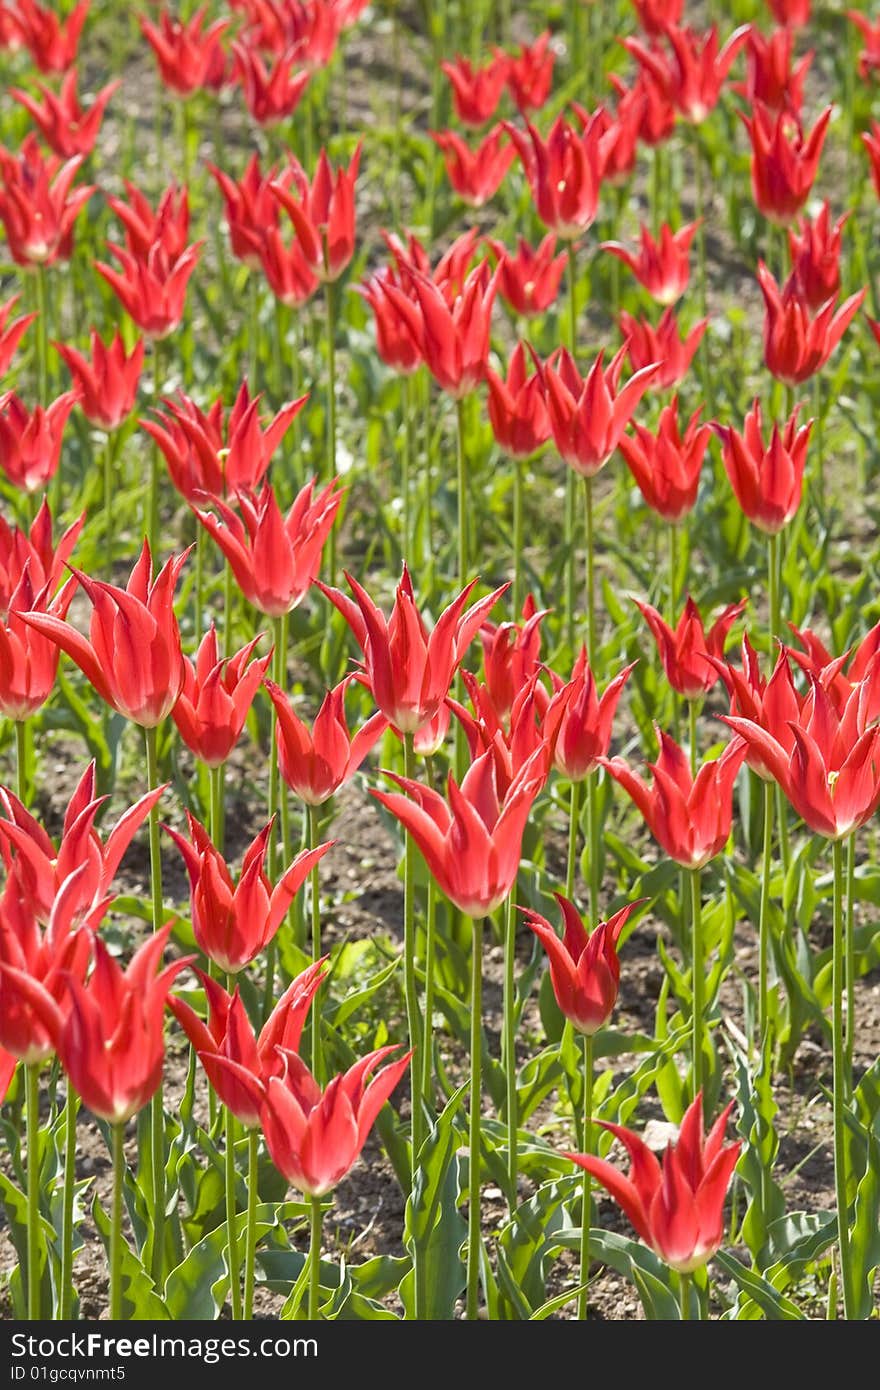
(713, 399, 812, 533)
(0, 565, 77, 721)
(448, 671, 546, 795)
(543, 649, 635, 781)
(169, 960, 327, 1129)
(441, 53, 508, 126)
(357, 266, 422, 375)
(172, 627, 271, 768)
(0, 501, 83, 615)
(373, 745, 546, 917)
(257, 219, 320, 307)
(624, 24, 749, 125)
(195, 477, 342, 618)
(95, 238, 203, 341)
(540, 346, 658, 477)
(143, 382, 305, 504)
(232, 42, 311, 126)
(0, 391, 77, 494)
(265, 676, 386, 806)
(711, 641, 803, 780)
(627, 68, 677, 147)
(601, 221, 699, 306)
(486, 233, 567, 318)
(567, 1093, 741, 1273)
(485, 342, 551, 458)
(593, 87, 643, 186)
(768, 0, 810, 25)
(787, 203, 848, 311)
(209, 154, 284, 269)
(619, 398, 710, 522)
(0, 294, 36, 376)
(0, 136, 93, 267)
(270, 145, 361, 282)
(55, 330, 144, 433)
(635, 595, 745, 702)
(740, 104, 831, 226)
(11, 69, 119, 159)
(848, 10, 880, 83)
(20, 539, 188, 727)
(756, 262, 865, 386)
(863, 120, 880, 200)
(734, 26, 812, 114)
(787, 620, 880, 708)
(503, 31, 554, 113)
(602, 731, 746, 869)
(389, 261, 498, 398)
(506, 112, 604, 239)
(383, 226, 480, 303)
(479, 596, 546, 722)
(0, 761, 165, 927)
(318, 564, 507, 734)
(14, 0, 89, 74)
(431, 126, 514, 207)
(166, 813, 333, 974)
(141, 7, 230, 97)
(523, 895, 639, 1036)
(106, 181, 191, 262)
(631, 0, 683, 37)
(620, 308, 707, 392)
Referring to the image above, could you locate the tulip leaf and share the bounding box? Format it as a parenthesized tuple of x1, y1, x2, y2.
(400, 1085, 467, 1319)
(555, 1226, 682, 1321)
(163, 1209, 277, 1319)
(714, 1250, 805, 1320)
(91, 1193, 170, 1321)
(850, 1133, 880, 1321)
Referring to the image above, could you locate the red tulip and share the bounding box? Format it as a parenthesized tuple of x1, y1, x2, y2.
(602, 731, 746, 868)
(630, 0, 683, 38)
(210, 154, 282, 269)
(479, 595, 547, 722)
(620, 307, 707, 392)
(863, 120, 880, 200)
(540, 346, 658, 477)
(383, 226, 480, 303)
(143, 381, 306, 504)
(0, 294, 36, 376)
(487, 233, 567, 319)
(593, 87, 643, 186)
(232, 41, 310, 126)
(357, 264, 422, 375)
(373, 745, 546, 917)
(431, 125, 514, 207)
(523, 895, 639, 1035)
(264, 676, 387, 805)
(711, 640, 803, 781)
(626, 68, 677, 147)
(261, 1044, 411, 1197)
(635, 594, 745, 701)
(20, 540, 188, 727)
(55, 329, 144, 432)
(106, 181, 191, 262)
(740, 103, 830, 226)
(485, 342, 551, 458)
(848, 10, 880, 83)
(768, 0, 810, 26)
(172, 627, 271, 768)
(11, 69, 119, 159)
(142, 7, 230, 97)
(787, 620, 880, 702)
(0, 500, 83, 616)
(0, 5, 20, 52)
(0, 565, 77, 721)
(401, 261, 498, 398)
(507, 112, 604, 239)
(256, 218, 320, 308)
(543, 649, 635, 782)
(0, 761, 165, 927)
(166, 813, 333, 974)
(95, 240, 202, 341)
(169, 960, 326, 1129)
(602, 221, 699, 306)
(567, 1093, 741, 1272)
(13, 0, 89, 74)
(624, 23, 749, 125)
(619, 397, 710, 522)
(441, 53, 508, 127)
(195, 477, 342, 618)
(0, 135, 93, 267)
(448, 670, 546, 795)
(734, 25, 812, 114)
(757, 262, 865, 386)
(787, 203, 848, 311)
(241, 1, 339, 68)
(502, 31, 554, 113)
(0, 391, 77, 494)
(713, 398, 811, 533)
(318, 564, 507, 735)
(270, 145, 361, 282)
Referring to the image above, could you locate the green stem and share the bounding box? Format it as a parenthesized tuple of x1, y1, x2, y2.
(323, 267, 337, 582)
(565, 245, 578, 655)
(224, 559, 234, 659)
(690, 866, 704, 1102)
(35, 264, 48, 404)
(26, 1063, 41, 1321)
(844, 833, 856, 1090)
(512, 454, 524, 617)
(768, 532, 780, 652)
(264, 616, 286, 1020)
(502, 893, 517, 1208)
(455, 395, 468, 595)
(110, 1123, 125, 1321)
(668, 522, 678, 625)
(693, 131, 707, 317)
(148, 340, 164, 558)
(225, 1100, 242, 1320)
(832, 838, 855, 1319)
(309, 1195, 322, 1320)
(401, 373, 411, 561)
(586, 773, 599, 925)
(584, 474, 595, 663)
(679, 1270, 690, 1321)
(758, 779, 774, 1045)
(566, 780, 582, 900)
(466, 915, 483, 1321)
(420, 878, 437, 1111)
(248, 272, 259, 389)
(209, 763, 224, 852)
(244, 1128, 259, 1320)
(144, 725, 165, 1285)
(60, 1086, 79, 1319)
(307, 803, 323, 1083)
(813, 375, 824, 514)
(105, 431, 119, 575)
(577, 1034, 593, 1321)
(688, 698, 698, 780)
(15, 719, 28, 804)
(403, 732, 426, 1317)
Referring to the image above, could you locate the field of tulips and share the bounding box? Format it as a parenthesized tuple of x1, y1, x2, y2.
(0, 0, 879, 1328)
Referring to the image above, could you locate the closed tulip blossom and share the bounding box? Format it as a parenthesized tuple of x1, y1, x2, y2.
(543, 649, 635, 781)
(624, 24, 749, 126)
(740, 104, 831, 226)
(523, 896, 639, 1035)
(20, 540, 188, 727)
(106, 181, 191, 262)
(711, 640, 803, 780)
(264, 676, 387, 805)
(485, 342, 551, 458)
(373, 745, 546, 917)
(503, 31, 554, 112)
(593, 87, 643, 186)
(431, 126, 514, 207)
(232, 42, 311, 126)
(636, 595, 746, 701)
(270, 145, 361, 282)
(95, 238, 203, 341)
(195, 477, 342, 617)
(393, 261, 499, 398)
(256, 219, 319, 308)
(318, 564, 507, 734)
(0, 501, 83, 615)
(14, 0, 89, 74)
(757, 262, 865, 386)
(713, 399, 812, 533)
(601, 221, 700, 306)
(166, 813, 333, 974)
(787, 204, 848, 311)
(261, 1043, 411, 1198)
(479, 596, 546, 722)
(506, 112, 605, 239)
(141, 7, 230, 97)
(209, 154, 286, 269)
(486, 233, 567, 318)
(0, 136, 93, 267)
(567, 1093, 741, 1273)
(0, 391, 78, 494)
(734, 26, 812, 114)
(602, 732, 746, 869)
(0, 565, 77, 721)
(0, 295, 36, 376)
(848, 10, 880, 83)
(172, 627, 271, 768)
(55, 330, 144, 433)
(448, 672, 546, 795)
(357, 266, 422, 375)
(620, 308, 707, 392)
(631, 0, 684, 37)
(541, 346, 658, 477)
(11, 69, 119, 158)
(441, 53, 508, 126)
(619, 398, 711, 522)
(628, 68, 677, 147)
(169, 960, 327, 1129)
